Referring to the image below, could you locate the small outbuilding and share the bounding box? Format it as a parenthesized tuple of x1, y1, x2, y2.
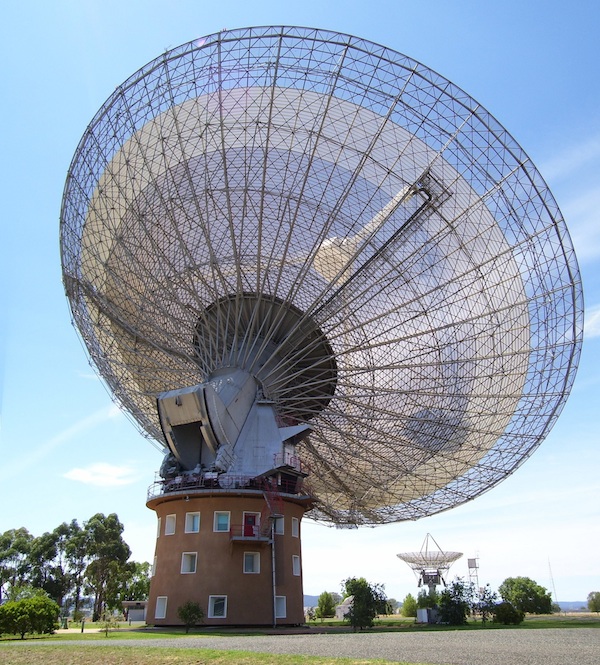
(335, 595, 353, 620)
(122, 600, 147, 622)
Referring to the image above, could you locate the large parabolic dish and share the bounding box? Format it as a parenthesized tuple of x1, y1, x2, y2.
(60, 26, 583, 525)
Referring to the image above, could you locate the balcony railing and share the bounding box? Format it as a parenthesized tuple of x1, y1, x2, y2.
(146, 456, 309, 501)
(229, 524, 270, 541)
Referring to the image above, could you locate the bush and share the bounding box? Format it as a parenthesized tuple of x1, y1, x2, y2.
(493, 601, 525, 625)
(0, 595, 60, 639)
(177, 601, 204, 633)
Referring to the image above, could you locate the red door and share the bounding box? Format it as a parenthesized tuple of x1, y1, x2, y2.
(243, 514, 257, 537)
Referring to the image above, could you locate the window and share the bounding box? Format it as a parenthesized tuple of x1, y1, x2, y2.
(151, 556, 157, 577)
(155, 596, 167, 619)
(181, 552, 197, 574)
(185, 512, 200, 533)
(291, 517, 299, 538)
(292, 555, 301, 576)
(156, 517, 162, 538)
(165, 514, 176, 535)
(213, 511, 230, 532)
(275, 595, 286, 619)
(273, 516, 284, 535)
(208, 595, 227, 618)
(244, 552, 260, 574)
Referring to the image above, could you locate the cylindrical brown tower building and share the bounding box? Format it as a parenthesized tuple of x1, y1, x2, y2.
(147, 470, 312, 626)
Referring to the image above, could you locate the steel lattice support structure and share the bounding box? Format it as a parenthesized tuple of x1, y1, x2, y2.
(61, 26, 583, 526)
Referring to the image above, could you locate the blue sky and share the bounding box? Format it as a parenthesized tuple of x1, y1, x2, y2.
(1, 0, 599, 603)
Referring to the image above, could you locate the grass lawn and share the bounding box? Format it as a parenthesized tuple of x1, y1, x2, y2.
(1, 613, 598, 665)
(0, 644, 418, 665)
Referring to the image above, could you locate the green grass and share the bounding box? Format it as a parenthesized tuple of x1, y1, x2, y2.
(0, 644, 423, 665)
(1, 615, 599, 665)
(306, 614, 600, 631)
(2, 612, 599, 644)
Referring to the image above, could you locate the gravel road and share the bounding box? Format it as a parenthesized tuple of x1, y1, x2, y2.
(6, 628, 599, 665)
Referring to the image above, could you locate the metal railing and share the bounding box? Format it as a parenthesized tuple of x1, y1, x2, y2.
(147, 472, 306, 501)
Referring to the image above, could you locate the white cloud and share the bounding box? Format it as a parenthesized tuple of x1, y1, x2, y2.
(540, 134, 600, 183)
(584, 304, 600, 338)
(561, 187, 600, 264)
(64, 462, 139, 487)
(2, 404, 125, 476)
(537, 134, 600, 264)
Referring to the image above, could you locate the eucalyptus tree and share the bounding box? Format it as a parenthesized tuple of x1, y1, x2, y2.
(83, 513, 131, 620)
(0, 528, 33, 600)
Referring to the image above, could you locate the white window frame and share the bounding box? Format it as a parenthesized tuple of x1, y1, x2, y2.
(213, 511, 230, 532)
(155, 596, 167, 619)
(156, 517, 162, 538)
(292, 554, 301, 576)
(291, 517, 299, 538)
(181, 551, 197, 574)
(208, 595, 227, 618)
(185, 511, 200, 533)
(243, 551, 260, 574)
(273, 516, 284, 535)
(275, 595, 286, 619)
(165, 514, 176, 536)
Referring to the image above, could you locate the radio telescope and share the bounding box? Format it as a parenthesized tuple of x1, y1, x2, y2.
(397, 533, 462, 594)
(60, 27, 583, 625)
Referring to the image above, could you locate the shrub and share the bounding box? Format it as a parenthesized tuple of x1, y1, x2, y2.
(493, 601, 524, 625)
(177, 601, 204, 633)
(0, 595, 60, 639)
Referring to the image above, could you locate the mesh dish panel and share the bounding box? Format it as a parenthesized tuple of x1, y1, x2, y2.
(60, 26, 583, 524)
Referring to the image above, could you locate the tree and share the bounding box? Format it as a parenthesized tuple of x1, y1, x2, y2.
(417, 588, 439, 609)
(315, 591, 336, 619)
(83, 513, 131, 620)
(588, 591, 600, 614)
(438, 578, 474, 626)
(498, 577, 552, 614)
(120, 561, 151, 602)
(64, 519, 90, 619)
(493, 601, 524, 625)
(341, 577, 387, 631)
(401, 593, 417, 617)
(0, 528, 34, 601)
(28, 523, 73, 610)
(177, 601, 204, 633)
(386, 597, 399, 614)
(473, 584, 498, 624)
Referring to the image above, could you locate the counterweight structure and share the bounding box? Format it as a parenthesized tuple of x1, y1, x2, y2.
(60, 26, 583, 625)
